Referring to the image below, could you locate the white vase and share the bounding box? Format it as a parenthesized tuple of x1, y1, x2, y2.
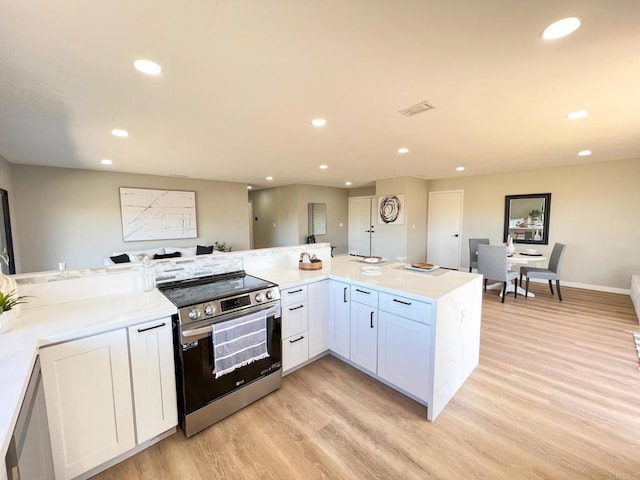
(506, 237, 516, 255)
(0, 309, 16, 334)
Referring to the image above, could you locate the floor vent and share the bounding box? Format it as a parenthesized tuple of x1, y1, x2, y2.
(399, 101, 437, 117)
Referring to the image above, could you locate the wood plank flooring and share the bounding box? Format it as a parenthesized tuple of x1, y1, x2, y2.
(93, 284, 640, 479)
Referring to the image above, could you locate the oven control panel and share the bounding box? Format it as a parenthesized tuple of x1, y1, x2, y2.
(178, 287, 281, 325)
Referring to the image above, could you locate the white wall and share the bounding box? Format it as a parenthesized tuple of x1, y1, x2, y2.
(429, 158, 640, 291)
(11, 165, 250, 272)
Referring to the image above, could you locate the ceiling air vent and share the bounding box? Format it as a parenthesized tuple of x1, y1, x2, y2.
(398, 101, 437, 117)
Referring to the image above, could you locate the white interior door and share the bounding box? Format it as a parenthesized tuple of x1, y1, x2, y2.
(348, 197, 376, 256)
(427, 190, 463, 269)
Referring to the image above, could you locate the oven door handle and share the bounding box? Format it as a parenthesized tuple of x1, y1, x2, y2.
(181, 303, 280, 341)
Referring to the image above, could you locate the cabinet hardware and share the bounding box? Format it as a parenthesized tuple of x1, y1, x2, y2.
(343, 287, 347, 303)
(392, 299, 412, 306)
(289, 335, 305, 343)
(137, 322, 166, 333)
(370, 312, 374, 328)
(287, 288, 303, 294)
(356, 289, 371, 294)
(289, 305, 304, 311)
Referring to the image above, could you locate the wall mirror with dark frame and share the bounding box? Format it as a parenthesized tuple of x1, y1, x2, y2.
(503, 193, 551, 245)
(308, 203, 327, 236)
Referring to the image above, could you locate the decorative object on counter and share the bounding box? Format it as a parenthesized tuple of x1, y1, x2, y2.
(0, 248, 21, 318)
(299, 252, 323, 270)
(506, 235, 516, 256)
(120, 187, 197, 241)
(196, 245, 214, 255)
(360, 255, 384, 264)
(141, 257, 156, 292)
(213, 241, 232, 252)
(0, 289, 30, 334)
(405, 263, 440, 272)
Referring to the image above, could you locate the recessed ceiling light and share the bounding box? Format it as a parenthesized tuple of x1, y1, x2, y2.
(319, 164, 328, 170)
(311, 118, 327, 127)
(101, 159, 113, 165)
(266, 176, 273, 181)
(247, 185, 253, 190)
(566, 110, 589, 120)
(133, 59, 162, 75)
(111, 128, 129, 137)
(542, 17, 582, 40)
(345, 181, 352, 186)
(397, 147, 409, 154)
(456, 166, 465, 171)
(578, 150, 592, 156)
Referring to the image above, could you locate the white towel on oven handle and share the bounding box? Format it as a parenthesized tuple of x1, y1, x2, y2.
(211, 309, 270, 378)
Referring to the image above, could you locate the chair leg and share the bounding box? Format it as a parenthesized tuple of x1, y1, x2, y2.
(549, 280, 554, 295)
(525, 277, 530, 298)
(469, 266, 472, 273)
(501, 282, 506, 303)
(484, 279, 487, 291)
(556, 280, 563, 301)
(514, 278, 518, 298)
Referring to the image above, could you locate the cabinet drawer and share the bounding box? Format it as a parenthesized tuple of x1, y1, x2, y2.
(282, 300, 308, 337)
(350, 284, 378, 307)
(282, 332, 309, 372)
(379, 292, 432, 324)
(280, 285, 308, 306)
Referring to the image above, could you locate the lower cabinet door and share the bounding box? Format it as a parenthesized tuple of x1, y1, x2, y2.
(377, 311, 431, 401)
(350, 301, 378, 374)
(128, 318, 178, 444)
(282, 332, 309, 372)
(40, 329, 135, 480)
(329, 280, 350, 358)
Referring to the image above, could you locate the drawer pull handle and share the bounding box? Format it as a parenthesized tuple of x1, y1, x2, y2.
(370, 312, 374, 328)
(287, 288, 303, 294)
(393, 299, 412, 306)
(289, 335, 305, 344)
(355, 288, 371, 295)
(137, 322, 166, 333)
(289, 305, 304, 311)
(343, 287, 347, 303)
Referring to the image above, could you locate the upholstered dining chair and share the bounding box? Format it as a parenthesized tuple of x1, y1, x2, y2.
(519, 243, 567, 301)
(477, 244, 519, 303)
(468, 238, 490, 273)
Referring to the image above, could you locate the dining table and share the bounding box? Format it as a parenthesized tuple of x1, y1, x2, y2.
(485, 251, 547, 298)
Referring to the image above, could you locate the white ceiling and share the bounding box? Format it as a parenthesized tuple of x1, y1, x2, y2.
(1, 1, 639, 189)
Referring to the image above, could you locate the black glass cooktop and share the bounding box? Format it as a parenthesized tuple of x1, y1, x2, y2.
(159, 271, 276, 308)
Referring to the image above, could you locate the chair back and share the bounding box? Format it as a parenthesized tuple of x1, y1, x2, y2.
(469, 238, 490, 264)
(477, 244, 509, 282)
(548, 243, 567, 274)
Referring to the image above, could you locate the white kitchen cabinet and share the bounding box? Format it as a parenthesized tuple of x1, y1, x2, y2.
(40, 329, 136, 480)
(308, 280, 330, 358)
(127, 318, 178, 444)
(350, 298, 378, 374)
(280, 284, 309, 373)
(377, 310, 431, 401)
(329, 280, 350, 358)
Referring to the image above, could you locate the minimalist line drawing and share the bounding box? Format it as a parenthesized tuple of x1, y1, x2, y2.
(120, 187, 197, 241)
(378, 194, 404, 224)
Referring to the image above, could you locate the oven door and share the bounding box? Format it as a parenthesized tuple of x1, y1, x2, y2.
(174, 302, 282, 418)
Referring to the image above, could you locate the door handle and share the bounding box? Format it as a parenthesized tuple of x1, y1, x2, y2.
(137, 322, 166, 333)
(453, 234, 459, 237)
(370, 311, 374, 328)
(343, 287, 347, 303)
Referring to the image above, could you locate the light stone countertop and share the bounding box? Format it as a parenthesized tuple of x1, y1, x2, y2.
(0, 290, 176, 464)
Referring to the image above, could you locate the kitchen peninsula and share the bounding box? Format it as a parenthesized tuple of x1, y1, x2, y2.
(1, 245, 482, 479)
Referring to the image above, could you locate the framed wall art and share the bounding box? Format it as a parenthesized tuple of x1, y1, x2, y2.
(119, 187, 197, 241)
(378, 194, 404, 225)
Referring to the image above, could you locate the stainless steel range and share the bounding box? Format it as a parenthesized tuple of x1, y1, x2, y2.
(159, 271, 281, 437)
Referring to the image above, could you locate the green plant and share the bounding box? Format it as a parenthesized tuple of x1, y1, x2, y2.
(529, 209, 542, 218)
(0, 289, 30, 314)
(213, 241, 232, 252)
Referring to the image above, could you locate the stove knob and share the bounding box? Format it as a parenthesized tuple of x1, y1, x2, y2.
(204, 305, 215, 316)
(266, 290, 275, 300)
(255, 292, 265, 303)
(188, 309, 199, 320)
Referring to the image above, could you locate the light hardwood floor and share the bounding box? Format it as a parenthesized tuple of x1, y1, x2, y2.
(93, 284, 640, 479)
